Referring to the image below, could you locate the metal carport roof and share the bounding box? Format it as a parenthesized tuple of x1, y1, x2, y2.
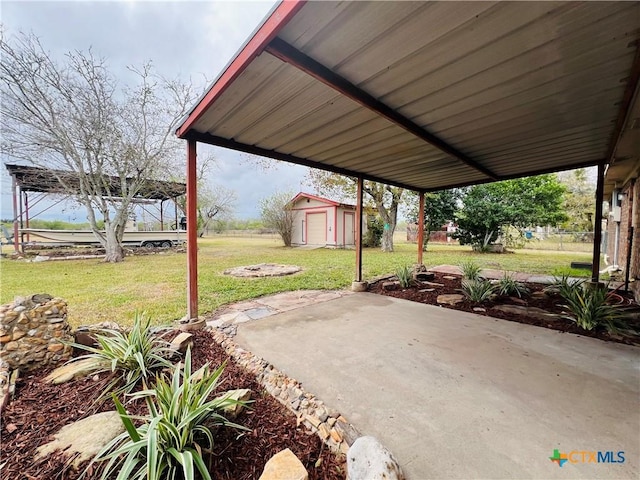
(177, 0, 640, 193)
(175, 0, 640, 320)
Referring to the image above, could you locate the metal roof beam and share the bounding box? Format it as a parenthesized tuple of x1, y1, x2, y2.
(183, 130, 420, 192)
(265, 36, 499, 181)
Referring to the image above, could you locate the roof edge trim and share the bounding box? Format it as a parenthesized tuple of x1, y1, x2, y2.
(424, 159, 603, 193)
(176, 0, 306, 137)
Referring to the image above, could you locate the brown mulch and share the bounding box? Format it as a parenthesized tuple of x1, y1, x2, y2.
(369, 272, 640, 345)
(0, 330, 345, 480)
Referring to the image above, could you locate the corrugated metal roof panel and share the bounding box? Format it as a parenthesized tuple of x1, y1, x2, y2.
(181, 0, 640, 192)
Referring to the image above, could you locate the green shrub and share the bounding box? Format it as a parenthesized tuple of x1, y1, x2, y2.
(395, 265, 413, 288)
(95, 349, 248, 480)
(556, 281, 627, 333)
(363, 215, 383, 247)
(459, 260, 482, 280)
(461, 279, 495, 303)
(68, 313, 174, 398)
(496, 273, 530, 298)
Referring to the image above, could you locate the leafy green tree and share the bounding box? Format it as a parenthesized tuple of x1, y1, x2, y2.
(306, 170, 403, 252)
(455, 174, 567, 250)
(558, 168, 596, 232)
(405, 189, 460, 250)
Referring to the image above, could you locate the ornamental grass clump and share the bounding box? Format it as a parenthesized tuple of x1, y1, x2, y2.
(67, 313, 174, 398)
(555, 279, 627, 333)
(459, 260, 482, 281)
(395, 264, 413, 288)
(496, 273, 530, 298)
(94, 348, 248, 480)
(461, 279, 495, 303)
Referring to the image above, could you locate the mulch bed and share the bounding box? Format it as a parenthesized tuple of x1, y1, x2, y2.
(0, 330, 345, 480)
(369, 272, 640, 345)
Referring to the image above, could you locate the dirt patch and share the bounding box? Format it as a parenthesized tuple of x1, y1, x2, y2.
(369, 272, 640, 345)
(0, 330, 345, 480)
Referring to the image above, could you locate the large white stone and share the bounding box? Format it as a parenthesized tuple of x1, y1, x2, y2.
(259, 448, 308, 480)
(35, 411, 124, 468)
(347, 436, 404, 480)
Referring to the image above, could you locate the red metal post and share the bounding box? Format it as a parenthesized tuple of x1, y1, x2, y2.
(355, 177, 363, 282)
(591, 162, 605, 283)
(186, 139, 199, 320)
(417, 191, 425, 265)
(11, 177, 19, 253)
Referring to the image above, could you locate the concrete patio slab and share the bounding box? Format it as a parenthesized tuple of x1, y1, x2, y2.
(234, 293, 639, 479)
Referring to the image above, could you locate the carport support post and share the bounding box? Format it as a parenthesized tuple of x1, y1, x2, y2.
(355, 176, 363, 282)
(186, 139, 198, 320)
(417, 191, 425, 265)
(591, 161, 605, 283)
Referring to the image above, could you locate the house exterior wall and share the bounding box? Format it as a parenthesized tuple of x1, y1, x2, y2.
(606, 179, 639, 301)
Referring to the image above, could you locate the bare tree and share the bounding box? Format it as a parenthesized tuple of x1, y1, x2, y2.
(0, 31, 200, 261)
(260, 191, 294, 247)
(173, 153, 237, 237)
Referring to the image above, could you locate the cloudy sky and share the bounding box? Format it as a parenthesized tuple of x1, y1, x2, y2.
(0, 0, 313, 221)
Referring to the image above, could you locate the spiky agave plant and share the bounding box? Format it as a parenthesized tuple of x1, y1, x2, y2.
(66, 313, 174, 398)
(395, 264, 413, 288)
(94, 348, 249, 480)
(461, 279, 495, 303)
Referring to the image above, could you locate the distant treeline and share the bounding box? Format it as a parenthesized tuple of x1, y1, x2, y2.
(0, 219, 104, 230)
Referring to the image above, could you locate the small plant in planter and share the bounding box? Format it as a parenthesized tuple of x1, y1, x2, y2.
(461, 279, 495, 303)
(395, 265, 413, 289)
(459, 260, 482, 281)
(66, 313, 175, 398)
(496, 273, 530, 298)
(94, 348, 249, 480)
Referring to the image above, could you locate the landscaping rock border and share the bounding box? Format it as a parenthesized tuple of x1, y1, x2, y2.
(208, 327, 360, 455)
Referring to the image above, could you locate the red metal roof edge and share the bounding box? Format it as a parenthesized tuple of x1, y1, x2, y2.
(176, 0, 306, 138)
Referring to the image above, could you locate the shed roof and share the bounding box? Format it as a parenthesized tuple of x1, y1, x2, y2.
(5, 164, 186, 200)
(177, 1, 640, 194)
(289, 191, 356, 209)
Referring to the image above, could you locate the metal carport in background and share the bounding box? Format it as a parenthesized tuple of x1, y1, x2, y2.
(176, 0, 640, 320)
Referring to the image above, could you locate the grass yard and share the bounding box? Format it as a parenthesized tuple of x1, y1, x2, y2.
(0, 235, 594, 328)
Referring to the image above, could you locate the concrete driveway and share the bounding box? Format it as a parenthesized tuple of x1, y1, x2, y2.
(234, 293, 639, 479)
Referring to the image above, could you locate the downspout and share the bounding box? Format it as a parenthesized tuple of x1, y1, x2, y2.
(613, 189, 621, 267)
(625, 179, 636, 291)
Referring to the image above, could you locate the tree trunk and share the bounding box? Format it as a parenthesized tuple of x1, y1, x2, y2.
(381, 227, 394, 252)
(103, 221, 124, 262)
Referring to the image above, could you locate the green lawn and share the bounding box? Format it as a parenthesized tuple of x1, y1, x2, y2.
(0, 235, 594, 328)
